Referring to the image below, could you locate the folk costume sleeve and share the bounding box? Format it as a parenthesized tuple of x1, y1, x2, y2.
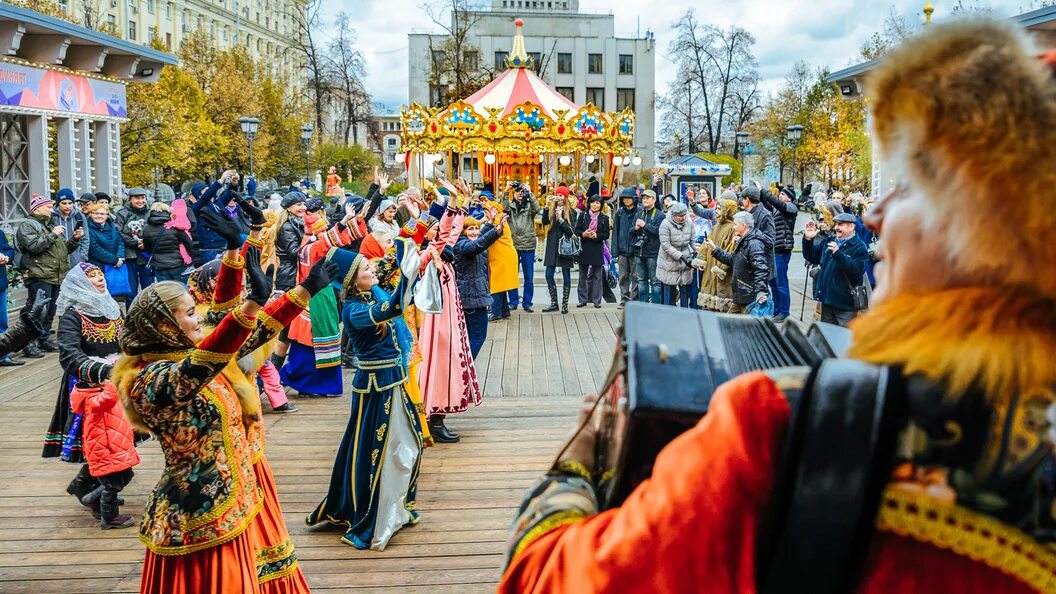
(57, 309, 112, 384)
(499, 372, 792, 594)
(207, 241, 254, 318)
(236, 289, 309, 359)
(345, 277, 409, 329)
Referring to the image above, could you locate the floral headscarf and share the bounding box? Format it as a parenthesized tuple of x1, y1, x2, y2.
(119, 283, 195, 356)
(187, 260, 223, 306)
(55, 263, 122, 320)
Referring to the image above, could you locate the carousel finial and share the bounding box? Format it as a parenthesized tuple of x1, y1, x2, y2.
(505, 18, 534, 69)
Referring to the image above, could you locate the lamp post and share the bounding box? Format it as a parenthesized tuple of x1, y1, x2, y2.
(238, 116, 260, 178)
(786, 124, 803, 192)
(735, 130, 749, 185)
(300, 124, 313, 188)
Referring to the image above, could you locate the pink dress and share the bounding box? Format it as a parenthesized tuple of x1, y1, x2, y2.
(418, 207, 483, 416)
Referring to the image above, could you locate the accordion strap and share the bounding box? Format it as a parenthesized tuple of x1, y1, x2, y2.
(757, 359, 906, 594)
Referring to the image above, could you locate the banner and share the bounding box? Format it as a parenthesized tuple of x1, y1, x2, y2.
(0, 60, 127, 118)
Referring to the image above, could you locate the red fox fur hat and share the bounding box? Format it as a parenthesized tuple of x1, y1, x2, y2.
(867, 19, 1056, 298)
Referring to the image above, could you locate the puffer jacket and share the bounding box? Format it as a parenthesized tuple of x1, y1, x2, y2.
(69, 382, 140, 478)
(712, 228, 770, 306)
(86, 218, 124, 267)
(453, 224, 503, 310)
(274, 217, 305, 290)
(503, 194, 540, 251)
(760, 189, 798, 252)
(16, 214, 77, 284)
(656, 215, 695, 286)
(749, 203, 777, 280)
(142, 210, 196, 273)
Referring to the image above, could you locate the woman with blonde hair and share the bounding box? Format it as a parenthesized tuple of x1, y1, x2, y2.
(692, 195, 739, 312)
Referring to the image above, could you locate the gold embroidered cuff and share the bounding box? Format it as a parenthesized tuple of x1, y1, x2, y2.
(258, 311, 283, 333)
(231, 308, 257, 329)
(245, 236, 265, 249)
(211, 295, 241, 313)
(553, 460, 593, 482)
(191, 349, 233, 365)
(287, 290, 309, 309)
(222, 254, 245, 269)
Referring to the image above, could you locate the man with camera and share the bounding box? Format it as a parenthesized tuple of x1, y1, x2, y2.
(611, 188, 641, 307)
(502, 181, 540, 313)
(633, 190, 664, 304)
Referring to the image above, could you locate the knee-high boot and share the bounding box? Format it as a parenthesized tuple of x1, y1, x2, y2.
(67, 464, 100, 504)
(561, 284, 571, 314)
(99, 488, 134, 530)
(542, 283, 559, 312)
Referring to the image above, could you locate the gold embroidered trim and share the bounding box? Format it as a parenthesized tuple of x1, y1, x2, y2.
(258, 311, 282, 333)
(245, 236, 265, 249)
(231, 309, 257, 329)
(258, 560, 299, 584)
(357, 356, 401, 369)
(877, 488, 1056, 593)
(286, 290, 309, 309)
(222, 254, 245, 269)
(553, 460, 592, 482)
(140, 497, 262, 556)
(140, 349, 193, 362)
(512, 509, 589, 561)
(190, 349, 233, 365)
(256, 538, 296, 566)
(211, 295, 241, 313)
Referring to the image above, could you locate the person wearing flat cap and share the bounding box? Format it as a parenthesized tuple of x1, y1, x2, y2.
(802, 211, 870, 327)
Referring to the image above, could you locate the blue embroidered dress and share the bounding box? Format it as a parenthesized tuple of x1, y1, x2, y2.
(305, 275, 425, 550)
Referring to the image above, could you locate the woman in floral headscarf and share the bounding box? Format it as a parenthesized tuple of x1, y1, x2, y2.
(42, 262, 125, 516)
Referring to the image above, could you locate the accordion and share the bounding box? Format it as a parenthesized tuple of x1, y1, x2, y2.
(594, 302, 851, 509)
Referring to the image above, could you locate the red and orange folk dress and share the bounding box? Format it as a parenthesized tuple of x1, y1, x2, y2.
(115, 249, 311, 594)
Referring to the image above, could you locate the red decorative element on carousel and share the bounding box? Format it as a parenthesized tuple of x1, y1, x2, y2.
(431, 124, 437, 132)
(557, 125, 565, 134)
(489, 124, 497, 133)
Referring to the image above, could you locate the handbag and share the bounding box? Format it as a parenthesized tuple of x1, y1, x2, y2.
(103, 264, 131, 297)
(558, 234, 581, 258)
(850, 273, 871, 312)
(747, 291, 775, 318)
(413, 261, 444, 314)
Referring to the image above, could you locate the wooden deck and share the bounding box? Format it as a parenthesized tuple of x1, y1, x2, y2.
(0, 308, 620, 593)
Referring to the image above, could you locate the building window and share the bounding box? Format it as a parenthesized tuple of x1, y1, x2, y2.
(619, 54, 634, 75)
(464, 50, 479, 71)
(616, 88, 635, 111)
(107, 14, 116, 28)
(146, 0, 154, 13)
(557, 52, 572, 74)
(586, 87, 604, 109)
(556, 87, 574, 102)
(165, 32, 171, 49)
(386, 138, 397, 148)
(527, 51, 541, 72)
(165, 2, 171, 18)
(494, 50, 506, 70)
(147, 27, 155, 44)
(128, 20, 137, 40)
(588, 53, 603, 74)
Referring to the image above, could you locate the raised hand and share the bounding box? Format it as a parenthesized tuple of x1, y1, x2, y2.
(300, 257, 339, 295)
(200, 209, 243, 250)
(244, 246, 273, 306)
(235, 194, 266, 227)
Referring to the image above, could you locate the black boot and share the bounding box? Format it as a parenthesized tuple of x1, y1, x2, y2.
(37, 337, 58, 353)
(428, 415, 460, 444)
(542, 284, 559, 313)
(561, 285, 571, 314)
(81, 485, 103, 520)
(21, 342, 44, 358)
(67, 465, 100, 505)
(99, 488, 134, 529)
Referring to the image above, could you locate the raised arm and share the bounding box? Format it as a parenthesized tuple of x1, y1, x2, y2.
(343, 275, 410, 329)
(236, 259, 335, 358)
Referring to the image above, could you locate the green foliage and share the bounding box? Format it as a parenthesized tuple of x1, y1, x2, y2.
(311, 143, 378, 187)
(697, 153, 741, 187)
(385, 181, 408, 197)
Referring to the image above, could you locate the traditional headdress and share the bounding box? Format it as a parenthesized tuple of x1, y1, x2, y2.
(55, 263, 122, 320)
(119, 283, 196, 357)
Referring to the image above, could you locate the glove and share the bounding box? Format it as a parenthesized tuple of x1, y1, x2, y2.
(244, 247, 273, 306)
(300, 257, 339, 296)
(201, 209, 243, 250)
(236, 194, 266, 227)
(680, 255, 694, 269)
(21, 289, 50, 337)
(710, 265, 727, 281)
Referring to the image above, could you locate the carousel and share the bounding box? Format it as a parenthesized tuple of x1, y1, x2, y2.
(400, 18, 636, 195)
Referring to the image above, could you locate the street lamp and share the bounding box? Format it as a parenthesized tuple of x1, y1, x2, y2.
(238, 116, 260, 178)
(735, 130, 749, 185)
(300, 124, 313, 188)
(786, 124, 803, 191)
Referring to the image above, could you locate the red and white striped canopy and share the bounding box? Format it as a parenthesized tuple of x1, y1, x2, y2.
(463, 67, 579, 120)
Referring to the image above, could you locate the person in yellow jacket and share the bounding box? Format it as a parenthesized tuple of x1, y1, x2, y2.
(485, 194, 520, 321)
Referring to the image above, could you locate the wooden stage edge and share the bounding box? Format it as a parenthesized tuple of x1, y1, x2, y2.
(0, 309, 620, 594)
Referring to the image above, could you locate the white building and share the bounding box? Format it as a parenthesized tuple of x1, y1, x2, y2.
(408, 0, 656, 167)
(52, 0, 305, 77)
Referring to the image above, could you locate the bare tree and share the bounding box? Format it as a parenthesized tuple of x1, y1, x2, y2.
(422, 0, 495, 106)
(657, 66, 701, 157)
(326, 13, 373, 145)
(288, 0, 329, 143)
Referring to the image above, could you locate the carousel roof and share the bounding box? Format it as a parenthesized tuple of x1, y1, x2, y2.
(463, 62, 579, 120)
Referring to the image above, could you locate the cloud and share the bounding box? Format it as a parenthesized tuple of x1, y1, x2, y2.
(327, 0, 1027, 106)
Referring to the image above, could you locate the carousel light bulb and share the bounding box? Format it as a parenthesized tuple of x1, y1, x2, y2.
(585, 155, 595, 164)
(559, 155, 572, 166)
(484, 153, 497, 165)
(612, 156, 623, 166)
(632, 155, 642, 166)
(395, 152, 406, 162)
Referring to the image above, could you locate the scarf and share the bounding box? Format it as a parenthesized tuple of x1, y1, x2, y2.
(119, 284, 195, 357)
(187, 260, 222, 306)
(55, 263, 122, 320)
(164, 199, 193, 265)
(588, 210, 600, 234)
(309, 288, 341, 368)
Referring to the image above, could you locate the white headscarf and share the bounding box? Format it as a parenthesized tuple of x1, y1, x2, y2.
(55, 263, 122, 320)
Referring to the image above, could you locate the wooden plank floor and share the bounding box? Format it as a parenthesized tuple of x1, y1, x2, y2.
(0, 308, 619, 593)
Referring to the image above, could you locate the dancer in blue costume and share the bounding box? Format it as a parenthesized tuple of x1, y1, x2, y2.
(306, 239, 425, 550)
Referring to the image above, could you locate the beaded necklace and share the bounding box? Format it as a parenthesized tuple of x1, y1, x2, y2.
(78, 313, 124, 344)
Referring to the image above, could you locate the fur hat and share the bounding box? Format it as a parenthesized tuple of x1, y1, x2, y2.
(868, 18, 1056, 297)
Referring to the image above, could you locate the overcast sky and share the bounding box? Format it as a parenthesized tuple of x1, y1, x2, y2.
(328, 0, 1031, 107)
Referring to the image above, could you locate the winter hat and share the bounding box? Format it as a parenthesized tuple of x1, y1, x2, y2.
(326, 247, 363, 291)
(555, 185, 570, 197)
(77, 192, 95, 204)
(305, 197, 325, 212)
(739, 186, 761, 203)
(779, 187, 796, 201)
(303, 211, 327, 235)
(189, 184, 208, 200)
(833, 213, 857, 224)
(869, 18, 1056, 297)
(55, 188, 75, 203)
(78, 262, 102, 275)
(128, 187, 148, 197)
(669, 203, 688, 216)
(720, 189, 738, 202)
(94, 192, 112, 204)
(30, 193, 53, 212)
(620, 187, 638, 202)
(281, 191, 306, 209)
(377, 199, 396, 214)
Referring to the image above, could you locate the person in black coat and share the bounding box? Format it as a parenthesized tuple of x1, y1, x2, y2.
(738, 185, 776, 281)
(574, 195, 611, 308)
(453, 213, 506, 358)
(142, 203, 200, 284)
(802, 212, 870, 327)
(540, 194, 576, 314)
(274, 191, 308, 291)
(761, 186, 799, 322)
(611, 188, 641, 307)
(634, 190, 665, 303)
(707, 211, 770, 313)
